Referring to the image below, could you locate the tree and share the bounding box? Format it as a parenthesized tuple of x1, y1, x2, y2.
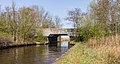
(0, 2, 58, 43)
(54, 16, 62, 28)
(65, 8, 83, 37)
(66, 8, 82, 28)
(12, 1, 17, 41)
(90, 0, 120, 35)
(18, 7, 37, 41)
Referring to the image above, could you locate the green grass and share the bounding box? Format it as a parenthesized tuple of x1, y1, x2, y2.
(0, 31, 10, 37)
(56, 43, 108, 64)
(70, 41, 78, 44)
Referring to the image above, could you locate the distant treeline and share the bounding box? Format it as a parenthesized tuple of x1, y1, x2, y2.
(65, 0, 120, 42)
(0, 2, 62, 43)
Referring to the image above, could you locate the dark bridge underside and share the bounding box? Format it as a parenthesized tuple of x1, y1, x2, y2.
(48, 34, 68, 46)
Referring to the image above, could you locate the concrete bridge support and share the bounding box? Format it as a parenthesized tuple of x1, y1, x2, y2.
(48, 34, 68, 46)
(48, 35, 58, 46)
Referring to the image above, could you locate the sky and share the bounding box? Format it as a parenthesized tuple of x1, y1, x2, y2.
(0, 0, 90, 28)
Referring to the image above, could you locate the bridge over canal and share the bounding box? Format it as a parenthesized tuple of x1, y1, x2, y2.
(37, 28, 75, 46)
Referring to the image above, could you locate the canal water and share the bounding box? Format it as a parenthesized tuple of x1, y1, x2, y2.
(0, 41, 71, 64)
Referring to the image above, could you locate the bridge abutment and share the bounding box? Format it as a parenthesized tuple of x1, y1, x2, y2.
(48, 34, 69, 46)
(48, 35, 58, 46)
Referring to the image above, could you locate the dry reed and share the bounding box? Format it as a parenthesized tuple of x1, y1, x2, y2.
(87, 35, 120, 64)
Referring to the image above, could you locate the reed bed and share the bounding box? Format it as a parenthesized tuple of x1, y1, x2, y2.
(87, 35, 120, 64)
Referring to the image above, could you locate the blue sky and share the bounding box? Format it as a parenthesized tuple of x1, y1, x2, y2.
(0, 0, 90, 28)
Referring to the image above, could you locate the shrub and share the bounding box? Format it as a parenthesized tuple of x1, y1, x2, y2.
(75, 23, 107, 42)
(34, 33, 46, 43)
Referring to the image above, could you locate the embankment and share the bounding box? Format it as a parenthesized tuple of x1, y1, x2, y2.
(0, 37, 46, 49)
(56, 35, 120, 64)
(55, 43, 108, 64)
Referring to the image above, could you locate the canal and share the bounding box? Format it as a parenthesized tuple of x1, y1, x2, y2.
(0, 41, 71, 64)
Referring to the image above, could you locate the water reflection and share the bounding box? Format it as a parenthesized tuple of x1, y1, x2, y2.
(0, 41, 71, 64)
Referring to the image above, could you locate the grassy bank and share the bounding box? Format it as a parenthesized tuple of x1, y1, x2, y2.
(56, 35, 120, 64)
(56, 43, 107, 64)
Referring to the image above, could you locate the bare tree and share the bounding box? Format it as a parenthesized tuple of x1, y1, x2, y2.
(65, 8, 82, 28)
(12, 1, 18, 41)
(54, 16, 62, 28)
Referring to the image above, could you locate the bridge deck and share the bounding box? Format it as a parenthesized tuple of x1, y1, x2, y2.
(37, 28, 75, 37)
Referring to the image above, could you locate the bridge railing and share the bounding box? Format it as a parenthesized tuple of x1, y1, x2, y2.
(37, 28, 75, 36)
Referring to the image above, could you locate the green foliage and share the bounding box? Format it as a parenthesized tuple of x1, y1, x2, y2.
(75, 23, 107, 42)
(89, 24, 107, 38)
(34, 33, 46, 43)
(75, 28, 90, 42)
(0, 3, 58, 42)
(0, 31, 10, 37)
